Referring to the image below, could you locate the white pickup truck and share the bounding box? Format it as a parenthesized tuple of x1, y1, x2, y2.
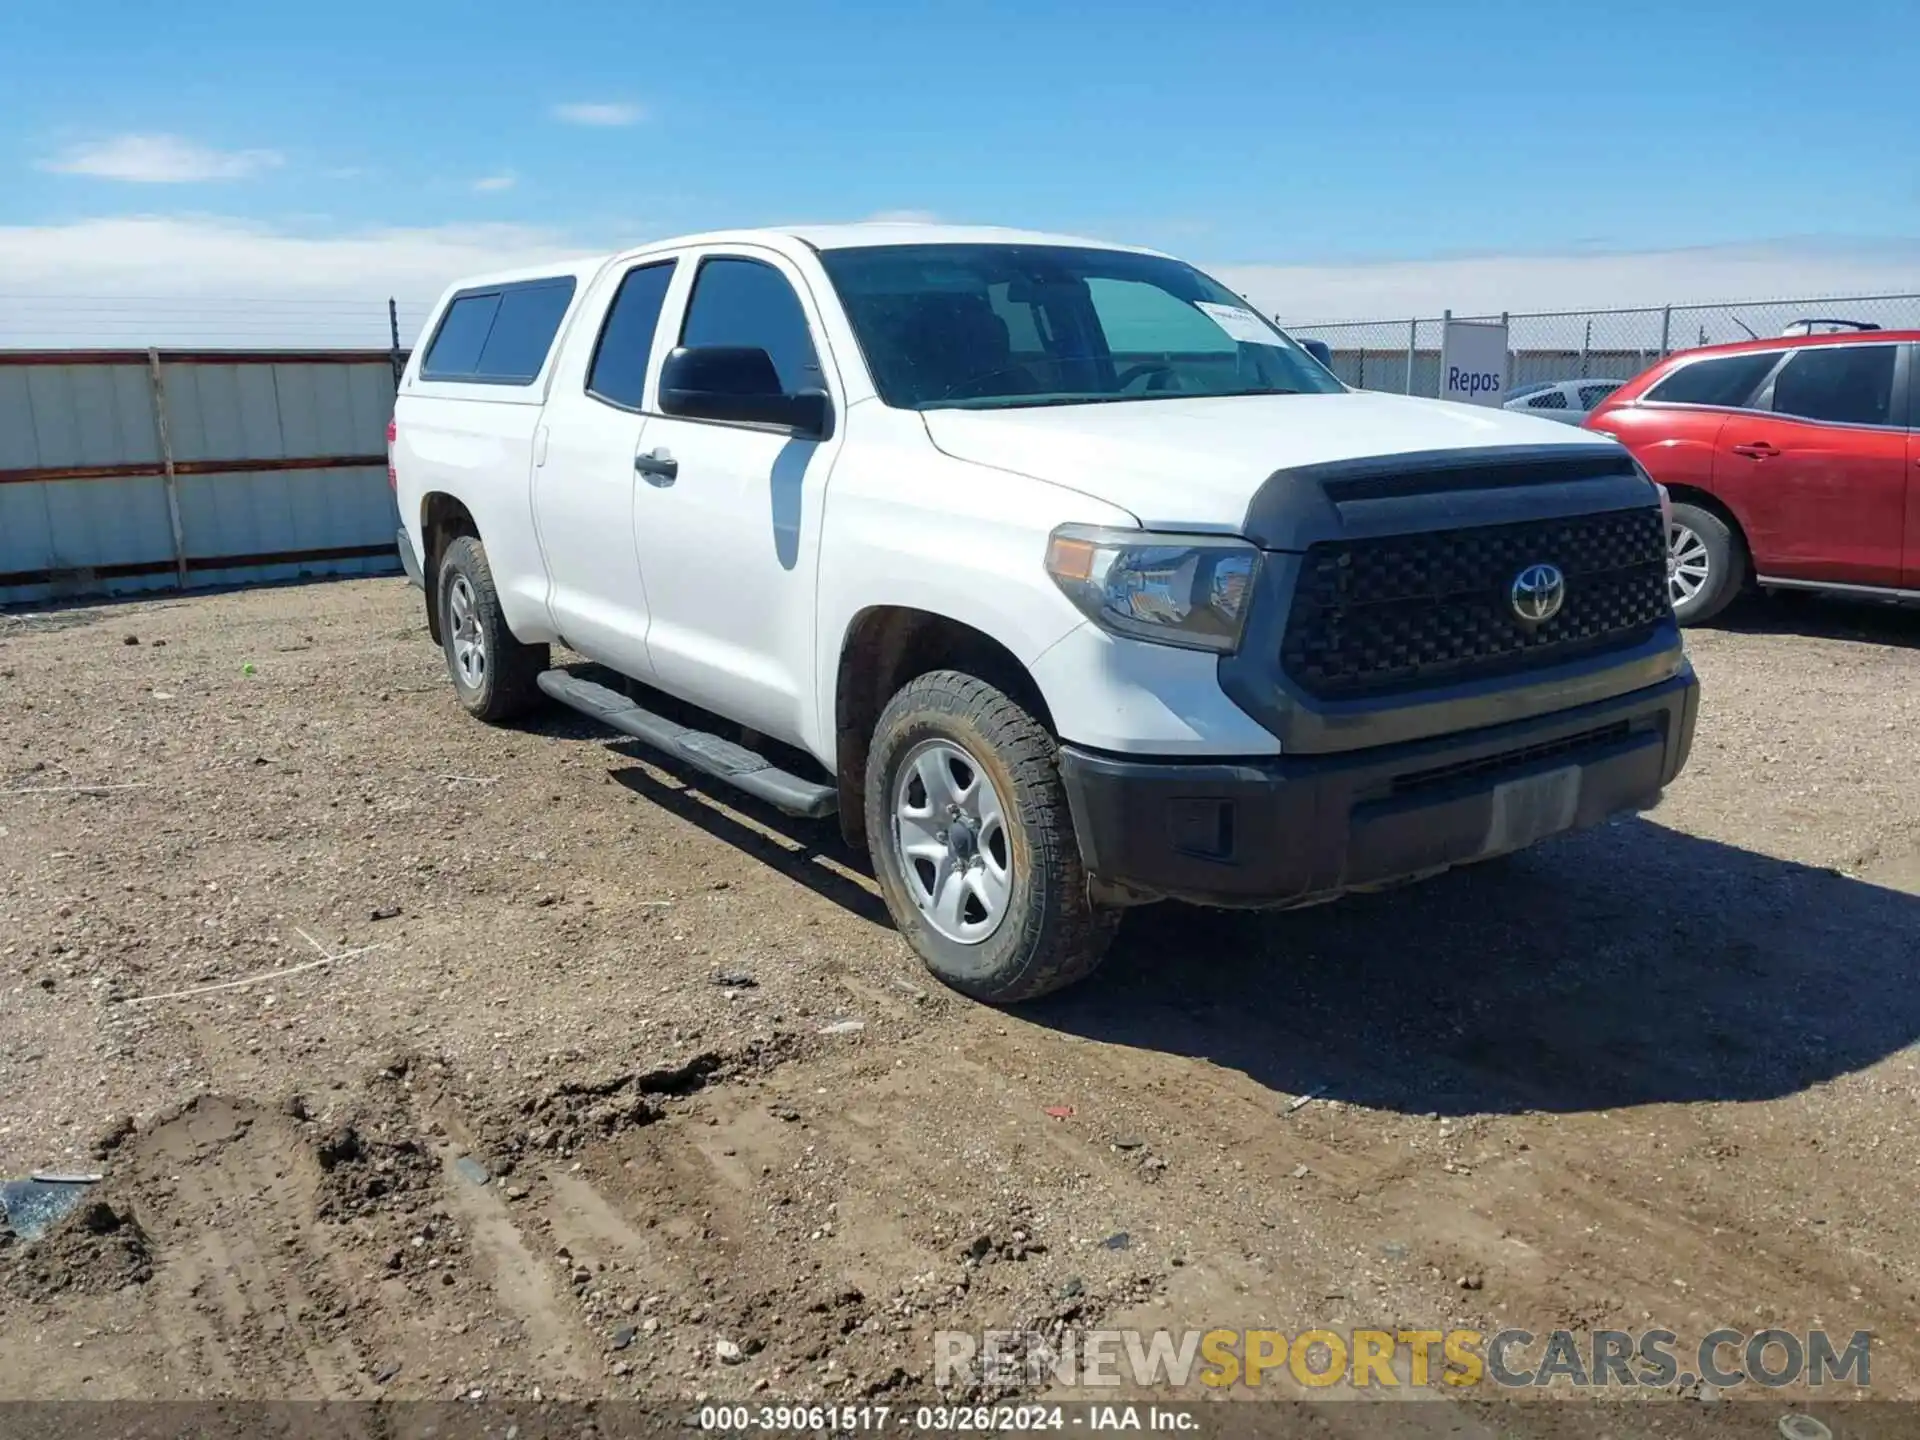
(392, 223, 1697, 1003)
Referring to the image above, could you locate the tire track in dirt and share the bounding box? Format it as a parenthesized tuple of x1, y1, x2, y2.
(433, 1145, 592, 1387)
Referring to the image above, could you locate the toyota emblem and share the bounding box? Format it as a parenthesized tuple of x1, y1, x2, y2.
(1510, 563, 1566, 624)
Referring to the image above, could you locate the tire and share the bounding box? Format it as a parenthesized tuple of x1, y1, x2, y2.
(864, 670, 1119, 1004)
(1666, 502, 1745, 626)
(436, 534, 548, 722)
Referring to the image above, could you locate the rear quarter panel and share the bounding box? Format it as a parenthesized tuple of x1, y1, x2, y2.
(394, 266, 612, 643)
(394, 394, 550, 639)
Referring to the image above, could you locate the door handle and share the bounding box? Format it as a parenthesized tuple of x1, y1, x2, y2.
(634, 448, 678, 482)
(1730, 441, 1780, 459)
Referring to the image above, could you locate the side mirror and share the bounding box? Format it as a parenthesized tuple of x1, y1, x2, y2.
(1299, 338, 1333, 369)
(658, 346, 832, 438)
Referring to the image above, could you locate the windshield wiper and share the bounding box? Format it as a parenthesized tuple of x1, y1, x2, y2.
(927, 394, 1110, 411)
(930, 388, 1313, 411)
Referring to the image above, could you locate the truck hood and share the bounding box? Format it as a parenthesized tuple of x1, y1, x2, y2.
(920, 390, 1614, 536)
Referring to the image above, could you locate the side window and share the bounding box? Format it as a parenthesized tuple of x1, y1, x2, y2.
(1643, 352, 1778, 409)
(422, 278, 576, 384)
(1767, 344, 1898, 427)
(1578, 383, 1619, 410)
(586, 261, 677, 410)
(679, 258, 823, 393)
(1527, 389, 1569, 410)
(422, 294, 500, 377)
(477, 283, 576, 381)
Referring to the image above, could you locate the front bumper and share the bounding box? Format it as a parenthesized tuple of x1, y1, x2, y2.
(1058, 666, 1698, 908)
(398, 526, 425, 590)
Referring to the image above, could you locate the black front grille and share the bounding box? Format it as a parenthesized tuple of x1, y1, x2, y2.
(1388, 721, 1632, 797)
(1280, 507, 1669, 699)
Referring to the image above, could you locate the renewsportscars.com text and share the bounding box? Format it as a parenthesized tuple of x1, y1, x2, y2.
(934, 1326, 1873, 1390)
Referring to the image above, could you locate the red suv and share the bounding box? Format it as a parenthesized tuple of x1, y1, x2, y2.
(1584, 331, 1919, 623)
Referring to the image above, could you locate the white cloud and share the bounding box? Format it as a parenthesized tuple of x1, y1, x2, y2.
(0, 215, 598, 346)
(37, 134, 285, 184)
(472, 173, 517, 193)
(3, 217, 1913, 351)
(1224, 239, 1920, 326)
(863, 209, 940, 224)
(552, 101, 644, 127)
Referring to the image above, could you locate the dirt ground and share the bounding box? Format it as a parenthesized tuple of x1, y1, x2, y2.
(1, 577, 1917, 1416)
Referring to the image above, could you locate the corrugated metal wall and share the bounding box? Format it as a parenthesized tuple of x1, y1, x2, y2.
(0, 349, 402, 607)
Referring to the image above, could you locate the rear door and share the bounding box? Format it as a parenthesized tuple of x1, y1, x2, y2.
(1714, 341, 1909, 586)
(532, 257, 679, 676)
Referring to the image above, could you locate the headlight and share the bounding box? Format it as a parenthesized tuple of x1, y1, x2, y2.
(1044, 525, 1259, 653)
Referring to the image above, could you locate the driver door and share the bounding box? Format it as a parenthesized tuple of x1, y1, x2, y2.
(630, 247, 847, 749)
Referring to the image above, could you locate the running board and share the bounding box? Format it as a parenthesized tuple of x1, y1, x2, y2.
(538, 670, 837, 819)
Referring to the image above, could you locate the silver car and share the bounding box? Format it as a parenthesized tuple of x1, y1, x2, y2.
(1503, 378, 1624, 424)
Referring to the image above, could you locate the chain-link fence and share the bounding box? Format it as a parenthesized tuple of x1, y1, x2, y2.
(6, 288, 1918, 401)
(1284, 293, 1920, 397)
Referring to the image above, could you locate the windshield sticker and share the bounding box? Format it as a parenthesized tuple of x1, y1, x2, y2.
(1194, 302, 1283, 346)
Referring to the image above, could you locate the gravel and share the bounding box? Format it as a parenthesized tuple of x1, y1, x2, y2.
(1, 578, 1915, 1402)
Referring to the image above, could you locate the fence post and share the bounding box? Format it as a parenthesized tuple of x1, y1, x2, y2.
(1658, 305, 1672, 358)
(1580, 319, 1591, 378)
(1404, 318, 1417, 395)
(145, 349, 190, 591)
(388, 298, 403, 386)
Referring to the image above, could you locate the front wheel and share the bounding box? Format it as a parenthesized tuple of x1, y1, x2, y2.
(1666, 502, 1745, 626)
(864, 671, 1119, 1004)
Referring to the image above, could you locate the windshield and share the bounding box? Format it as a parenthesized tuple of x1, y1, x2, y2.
(817, 244, 1345, 410)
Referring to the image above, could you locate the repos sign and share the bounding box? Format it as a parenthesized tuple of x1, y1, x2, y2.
(1439, 319, 1510, 407)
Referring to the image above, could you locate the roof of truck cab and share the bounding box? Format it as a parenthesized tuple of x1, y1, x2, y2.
(439, 225, 1171, 298)
(780, 222, 1168, 255)
(596, 222, 1170, 264)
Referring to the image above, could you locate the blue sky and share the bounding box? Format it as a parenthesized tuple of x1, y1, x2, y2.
(1, 0, 1916, 339)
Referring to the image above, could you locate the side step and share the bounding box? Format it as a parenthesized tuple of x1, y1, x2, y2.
(537, 670, 837, 819)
